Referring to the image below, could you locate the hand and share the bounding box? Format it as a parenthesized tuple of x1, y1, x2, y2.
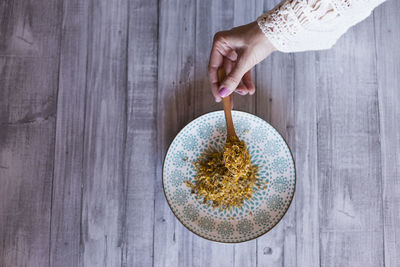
(208, 21, 276, 102)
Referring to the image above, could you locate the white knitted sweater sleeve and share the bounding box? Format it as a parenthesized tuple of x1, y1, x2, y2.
(257, 0, 386, 52)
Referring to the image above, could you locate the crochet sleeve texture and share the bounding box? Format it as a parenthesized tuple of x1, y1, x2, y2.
(257, 0, 386, 52)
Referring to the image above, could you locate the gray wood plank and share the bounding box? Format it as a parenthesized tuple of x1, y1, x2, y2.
(0, 0, 62, 266)
(79, 0, 128, 265)
(124, 0, 158, 266)
(374, 1, 400, 266)
(154, 0, 196, 266)
(317, 15, 384, 267)
(0, 111, 55, 267)
(50, 0, 88, 266)
(292, 52, 320, 267)
(193, 0, 232, 117)
(192, 236, 233, 267)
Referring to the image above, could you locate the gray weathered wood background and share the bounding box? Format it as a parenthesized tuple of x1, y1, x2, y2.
(0, 0, 399, 266)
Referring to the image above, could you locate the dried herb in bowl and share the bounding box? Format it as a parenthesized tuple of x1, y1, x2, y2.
(186, 137, 265, 211)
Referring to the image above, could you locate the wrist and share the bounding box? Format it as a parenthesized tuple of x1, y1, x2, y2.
(251, 21, 276, 53)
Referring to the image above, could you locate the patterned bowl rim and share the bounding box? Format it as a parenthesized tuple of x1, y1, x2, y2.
(162, 110, 296, 243)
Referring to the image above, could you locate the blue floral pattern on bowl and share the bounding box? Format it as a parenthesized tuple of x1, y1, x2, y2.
(183, 205, 199, 222)
(198, 217, 215, 232)
(264, 139, 281, 157)
(163, 111, 295, 243)
(170, 169, 185, 187)
(215, 117, 226, 134)
(271, 156, 289, 174)
(251, 127, 268, 142)
(236, 219, 254, 235)
(266, 194, 284, 212)
(254, 210, 271, 227)
(182, 134, 198, 151)
(216, 221, 234, 237)
(197, 122, 213, 139)
(172, 151, 188, 168)
(272, 176, 289, 193)
(235, 118, 251, 135)
(171, 188, 188, 205)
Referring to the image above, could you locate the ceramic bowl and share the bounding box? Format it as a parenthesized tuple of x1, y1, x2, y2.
(163, 111, 295, 243)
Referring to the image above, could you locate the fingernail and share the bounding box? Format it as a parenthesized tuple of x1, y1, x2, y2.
(236, 90, 246, 95)
(215, 97, 222, 103)
(218, 87, 230, 98)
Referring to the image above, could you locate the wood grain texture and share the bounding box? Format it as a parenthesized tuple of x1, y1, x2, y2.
(0, 0, 61, 266)
(124, 0, 158, 266)
(79, 0, 128, 265)
(50, 0, 88, 265)
(292, 52, 320, 267)
(317, 14, 384, 267)
(374, 1, 400, 266)
(154, 0, 196, 267)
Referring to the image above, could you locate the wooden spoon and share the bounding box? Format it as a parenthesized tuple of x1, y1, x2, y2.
(217, 68, 238, 141)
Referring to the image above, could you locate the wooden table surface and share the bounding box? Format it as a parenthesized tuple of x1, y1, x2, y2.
(1, 0, 399, 266)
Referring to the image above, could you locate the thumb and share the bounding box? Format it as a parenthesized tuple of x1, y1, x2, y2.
(218, 57, 249, 98)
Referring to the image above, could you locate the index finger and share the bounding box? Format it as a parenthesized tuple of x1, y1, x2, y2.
(208, 46, 224, 102)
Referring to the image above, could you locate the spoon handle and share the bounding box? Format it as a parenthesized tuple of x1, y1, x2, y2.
(217, 68, 238, 140)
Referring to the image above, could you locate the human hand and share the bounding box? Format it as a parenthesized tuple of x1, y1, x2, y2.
(208, 21, 276, 102)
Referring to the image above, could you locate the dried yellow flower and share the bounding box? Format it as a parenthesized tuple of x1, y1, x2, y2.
(187, 137, 263, 210)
